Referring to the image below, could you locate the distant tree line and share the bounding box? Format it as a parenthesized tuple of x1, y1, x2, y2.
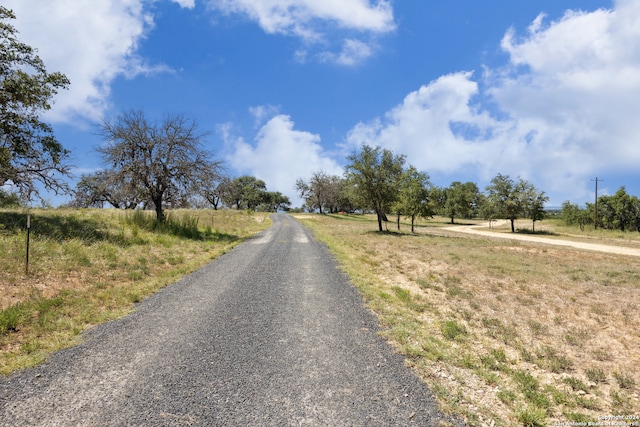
(297, 144, 549, 233)
(0, 6, 638, 237)
(69, 110, 290, 219)
(562, 187, 640, 232)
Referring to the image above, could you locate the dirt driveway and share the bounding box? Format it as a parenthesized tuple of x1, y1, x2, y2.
(442, 221, 640, 257)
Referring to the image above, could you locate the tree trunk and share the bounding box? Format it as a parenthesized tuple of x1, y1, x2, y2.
(397, 213, 400, 231)
(377, 213, 383, 232)
(510, 218, 515, 232)
(450, 216, 454, 224)
(411, 215, 415, 233)
(154, 198, 165, 222)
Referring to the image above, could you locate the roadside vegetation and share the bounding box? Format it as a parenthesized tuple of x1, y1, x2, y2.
(0, 208, 270, 374)
(296, 213, 640, 427)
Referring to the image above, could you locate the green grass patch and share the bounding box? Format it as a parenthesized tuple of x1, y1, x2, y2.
(613, 371, 636, 390)
(563, 412, 595, 424)
(513, 370, 539, 394)
(0, 208, 270, 374)
(497, 389, 517, 406)
(515, 407, 546, 427)
(0, 304, 22, 335)
(585, 368, 607, 384)
(440, 319, 467, 340)
(563, 376, 589, 392)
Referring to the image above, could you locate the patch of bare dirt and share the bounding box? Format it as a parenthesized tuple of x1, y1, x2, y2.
(442, 222, 640, 257)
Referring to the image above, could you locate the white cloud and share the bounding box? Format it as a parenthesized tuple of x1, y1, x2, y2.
(249, 104, 280, 127)
(491, 0, 640, 194)
(224, 115, 342, 206)
(3, 0, 172, 122)
(346, 72, 499, 173)
(293, 49, 309, 64)
(3, 0, 391, 127)
(171, 0, 196, 8)
(319, 39, 373, 66)
(345, 0, 640, 205)
(207, 0, 394, 65)
(207, 0, 394, 37)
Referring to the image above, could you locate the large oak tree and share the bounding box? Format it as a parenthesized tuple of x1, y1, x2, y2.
(0, 7, 71, 200)
(441, 181, 482, 224)
(98, 110, 222, 221)
(485, 174, 547, 232)
(345, 144, 405, 232)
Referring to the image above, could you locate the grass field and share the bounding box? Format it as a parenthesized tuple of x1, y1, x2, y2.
(1, 209, 638, 425)
(0, 208, 270, 374)
(296, 213, 640, 427)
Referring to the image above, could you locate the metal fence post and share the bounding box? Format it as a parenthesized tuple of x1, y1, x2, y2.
(25, 214, 31, 275)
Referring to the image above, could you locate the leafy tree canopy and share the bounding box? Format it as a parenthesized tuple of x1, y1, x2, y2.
(441, 181, 482, 224)
(485, 174, 546, 232)
(0, 188, 20, 207)
(393, 166, 433, 232)
(345, 144, 405, 232)
(0, 7, 71, 200)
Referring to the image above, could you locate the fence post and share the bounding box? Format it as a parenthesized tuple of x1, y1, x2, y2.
(25, 214, 31, 275)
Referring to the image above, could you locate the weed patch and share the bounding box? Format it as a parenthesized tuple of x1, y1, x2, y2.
(516, 407, 546, 427)
(585, 368, 607, 384)
(441, 320, 467, 340)
(613, 371, 636, 390)
(563, 377, 588, 392)
(0, 305, 21, 335)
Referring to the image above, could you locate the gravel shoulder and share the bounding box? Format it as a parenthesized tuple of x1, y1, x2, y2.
(441, 221, 640, 257)
(0, 214, 460, 426)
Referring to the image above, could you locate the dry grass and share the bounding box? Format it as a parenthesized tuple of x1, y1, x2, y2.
(0, 208, 270, 374)
(296, 213, 640, 427)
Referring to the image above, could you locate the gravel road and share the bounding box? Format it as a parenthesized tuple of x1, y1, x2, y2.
(0, 214, 459, 426)
(442, 221, 640, 257)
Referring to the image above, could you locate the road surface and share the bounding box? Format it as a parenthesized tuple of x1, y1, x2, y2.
(0, 214, 458, 426)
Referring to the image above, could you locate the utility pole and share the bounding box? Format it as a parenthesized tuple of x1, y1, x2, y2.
(592, 177, 603, 229)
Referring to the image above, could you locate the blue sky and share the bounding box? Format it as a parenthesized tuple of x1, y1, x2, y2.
(6, 0, 638, 208)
